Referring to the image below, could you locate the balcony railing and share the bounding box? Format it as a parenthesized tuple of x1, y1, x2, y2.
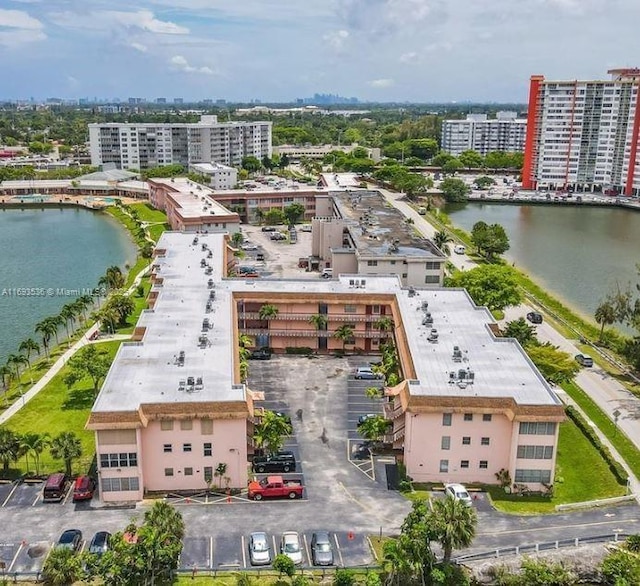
(237, 312, 388, 324)
(239, 327, 388, 339)
(383, 401, 404, 420)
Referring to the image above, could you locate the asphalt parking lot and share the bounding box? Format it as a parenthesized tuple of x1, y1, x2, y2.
(179, 530, 372, 570)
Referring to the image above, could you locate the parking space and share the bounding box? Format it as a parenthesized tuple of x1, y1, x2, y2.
(347, 375, 385, 442)
(212, 534, 244, 569)
(0, 482, 15, 507)
(333, 532, 373, 567)
(180, 537, 212, 570)
(8, 541, 51, 574)
(3, 481, 44, 508)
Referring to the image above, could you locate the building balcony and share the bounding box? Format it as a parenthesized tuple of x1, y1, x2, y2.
(239, 327, 388, 339)
(237, 311, 387, 324)
(383, 401, 404, 420)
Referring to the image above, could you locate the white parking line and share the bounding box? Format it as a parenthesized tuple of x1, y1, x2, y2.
(272, 535, 278, 558)
(209, 536, 214, 569)
(333, 533, 344, 567)
(62, 484, 73, 506)
(78, 540, 86, 554)
(2, 483, 18, 507)
(240, 535, 247, 568)
(8, 542, 23, 573)
(302, 533, 310, 566)
(31, 491, 40, 507)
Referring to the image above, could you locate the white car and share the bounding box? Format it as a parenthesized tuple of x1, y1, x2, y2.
(453, 245, 466, 255)
(280, 531, 303, 565)
(444, 483, 473, 507)
(241, 243, 259, 251)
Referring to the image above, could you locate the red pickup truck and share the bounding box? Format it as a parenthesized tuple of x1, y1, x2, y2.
(247, 476, 304, 501)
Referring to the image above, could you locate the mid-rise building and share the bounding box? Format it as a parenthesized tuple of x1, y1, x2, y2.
(88, 115, 272, 171)
(522, 69, 640, 196)
(88, 231, 563, 501)
(441, 112, 527, 156)
(189, 162, 238, 190)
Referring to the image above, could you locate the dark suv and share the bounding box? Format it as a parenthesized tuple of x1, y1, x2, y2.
(526, 311, 543, 324)
(252, 451, 296, 473)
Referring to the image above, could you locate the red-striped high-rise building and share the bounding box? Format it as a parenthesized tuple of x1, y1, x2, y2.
(522, 69, 640, 196)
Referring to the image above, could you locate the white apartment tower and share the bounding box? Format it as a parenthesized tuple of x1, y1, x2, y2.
(441, 112, 527, 156)
(522, 69, 640, 196)
(88, 115, 272, 171)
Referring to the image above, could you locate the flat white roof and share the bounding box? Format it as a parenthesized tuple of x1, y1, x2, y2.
(191, 162, 236, 173)
(152, 178, 235, 219)
(93, 233, 560, 414)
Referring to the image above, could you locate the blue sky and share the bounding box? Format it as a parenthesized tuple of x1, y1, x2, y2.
(0, 0, 638, 102)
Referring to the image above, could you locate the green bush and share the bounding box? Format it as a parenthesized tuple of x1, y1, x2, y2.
(601, 550, 640, 585)
(285, 347, 313, 355)
(333, 568, 357, 586)
(565, 406, 628, 484)
(627, 534, 640, 553)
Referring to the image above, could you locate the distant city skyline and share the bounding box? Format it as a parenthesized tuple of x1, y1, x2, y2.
(0, 0, 638, 102)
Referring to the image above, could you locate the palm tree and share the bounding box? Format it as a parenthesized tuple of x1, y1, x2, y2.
(21, 433, 50, 476)
(374, 316, 394, 343)
(430, 495, 477, 563)
(59, 303, 78, 343)
(107, 294, 135, 326)
(308, 314, 328, 331)
(595, 298, 617, 342)
(75, 294, 94, 320)
(7, 354, 27, 381)
(258, 304, 279, 321)
(100, 265, 125, 291)
(19, 338, 40, 370)
(0, 429, 21, 473)
(382, 538, 414, 586)
(35, 317, 59, 355)
(231, 232, 244, 248)
(433, 230, 453, 256)
(144, 500, 185, 540)
(42, 547, 80, 586)
(49, 432, 82, 478)
(333, 324, 355, 351)
(0, 365, 12, 391)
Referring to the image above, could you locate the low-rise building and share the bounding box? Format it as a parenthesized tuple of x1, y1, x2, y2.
(189, 162, 238, 190)
(88, 232, 562, 500)
(149, 178, 240, 233)
(312, 190, 446, 287)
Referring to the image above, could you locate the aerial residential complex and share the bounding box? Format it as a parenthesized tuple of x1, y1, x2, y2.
(88, 115, 272, 171)
(522, 68, 640, 196)
(88, 230, 563, 502)
(441, 112, 527, 156)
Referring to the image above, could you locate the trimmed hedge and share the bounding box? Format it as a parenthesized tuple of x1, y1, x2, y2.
(284, 347, 313, 355)
(565, 405, 628, 485)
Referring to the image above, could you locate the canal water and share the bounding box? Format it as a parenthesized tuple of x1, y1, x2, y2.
(0, 207, 137, 366)
(445, 202, 640, 323)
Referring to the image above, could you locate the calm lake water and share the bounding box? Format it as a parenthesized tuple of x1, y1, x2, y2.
(445, 202, 640, 322)
(0, 207, 137, 365)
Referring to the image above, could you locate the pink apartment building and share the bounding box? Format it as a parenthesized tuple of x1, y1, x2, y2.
(88, 232, 563, 501)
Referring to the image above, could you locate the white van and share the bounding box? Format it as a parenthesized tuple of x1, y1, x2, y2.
(320, 268, 333, 279)
(453, 245, 466, 255)
(417, 206, 427, 215)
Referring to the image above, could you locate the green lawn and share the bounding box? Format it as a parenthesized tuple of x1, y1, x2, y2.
(148, 222, 170, 243)
(129, 202, 168, 223)
(2, 340, 123, 479)
(562, 380, 640, 479)
(487, 418, 626, 514)
(116, 277, 151, 334)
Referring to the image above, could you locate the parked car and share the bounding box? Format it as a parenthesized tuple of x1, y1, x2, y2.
(453, 245, 466, 254)
(270, 233, 287, 241)
(248, 532, 271, 566)
(320, 268, 333, 278)
(526, 311, 543, 324)
(43, 473, 68, 502)
(300, 224, 313, 232)
(88, 531, 111, 556)
(261, 226, 276, 232)
(241, 243, 259, 251)
(249, 348, 272, 360)
(280, 531, 303, 565)
(247, 475, 304, 500)
(56, 529, 83, 552)
(354, 367, 383, 380)
(444, 483, 473, 507)
(252, 451, 296, 473)
(311, 531, 334, 566)
(575, 353, 594, 367)
(72, 475, 95, 502)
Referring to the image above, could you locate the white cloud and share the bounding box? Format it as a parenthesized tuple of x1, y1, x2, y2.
(0, 8, 43, 30)
(0, 8, 45, 46)
(109, 10, 189, 34)
(399, 51, 418, 63)
(368, 78, 394, 88)
(169, 55, 214, 75)
(323, 29, 349, 51)
(130, 42, 148, 52)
